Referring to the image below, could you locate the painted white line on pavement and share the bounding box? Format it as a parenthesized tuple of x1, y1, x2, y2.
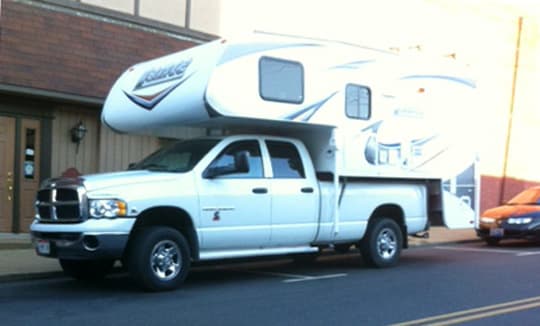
(282, 273, 348, 283)
(231, 269, 347, 283)
(434, 246, 540, 256)
(516, 251, 540, 256)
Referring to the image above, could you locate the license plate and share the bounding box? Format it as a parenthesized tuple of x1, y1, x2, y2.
(489, 228, 504, 237)
(36, 239, 50, 255)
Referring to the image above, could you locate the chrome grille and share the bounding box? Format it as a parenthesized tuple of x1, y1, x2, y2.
(36, 187, 85, 223)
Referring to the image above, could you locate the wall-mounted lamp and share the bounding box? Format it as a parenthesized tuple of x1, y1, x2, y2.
(70, 120, 87, 153)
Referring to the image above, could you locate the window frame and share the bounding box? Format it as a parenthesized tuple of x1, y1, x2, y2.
(258, 56, 305, 105)
(345, 83, 371, 120)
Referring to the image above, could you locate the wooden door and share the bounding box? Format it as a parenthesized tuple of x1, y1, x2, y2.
(18, 119, 41, 232)
(0, 117, 15, 232)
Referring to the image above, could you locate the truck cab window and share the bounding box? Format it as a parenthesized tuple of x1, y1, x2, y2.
(131, 139, 219, 172)
(208, 140, 263, 178)
(266, 141, 305, 178)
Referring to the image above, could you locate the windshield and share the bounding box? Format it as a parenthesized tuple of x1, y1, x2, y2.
(130, 139, 220, 173)
(507, 188, 540, 205)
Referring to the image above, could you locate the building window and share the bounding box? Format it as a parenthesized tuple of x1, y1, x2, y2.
(345, 84, 371, 120)
(259, 57, 304, 104)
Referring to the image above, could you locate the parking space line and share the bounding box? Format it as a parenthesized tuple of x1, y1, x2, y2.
(283, 273, 348, 283)
(434, 246, 540, 256)
(230, 269, 347, 283)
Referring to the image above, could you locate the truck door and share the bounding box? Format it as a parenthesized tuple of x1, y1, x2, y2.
(198, 140, 271, 250)
(264, 140, 319, 246)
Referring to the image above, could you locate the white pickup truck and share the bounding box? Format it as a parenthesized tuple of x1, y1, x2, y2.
(31, 35, 478, 291)
(32, 134, 429, 291)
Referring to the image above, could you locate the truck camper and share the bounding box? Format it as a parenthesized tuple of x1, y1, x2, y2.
(31, 35, 479, 291)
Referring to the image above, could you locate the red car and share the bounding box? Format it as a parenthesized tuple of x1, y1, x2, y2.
(477, 187, 540, 245)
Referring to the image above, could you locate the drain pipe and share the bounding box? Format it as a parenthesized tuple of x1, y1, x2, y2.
(500, 16, 523, 204)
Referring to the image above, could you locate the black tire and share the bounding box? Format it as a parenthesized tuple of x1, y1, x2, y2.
(485, 237, 501, 246)
(59, 259, 114, 280)
(360, 218, 403, 268)
(127, 227, 191, 292)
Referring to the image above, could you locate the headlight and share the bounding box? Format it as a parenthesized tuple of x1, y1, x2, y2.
(480, 217, 496, 224)
(89, 199, 127, 218)
(507, 217, 533, 225)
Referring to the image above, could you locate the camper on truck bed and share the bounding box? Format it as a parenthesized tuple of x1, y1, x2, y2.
(31, 35, 479, 291)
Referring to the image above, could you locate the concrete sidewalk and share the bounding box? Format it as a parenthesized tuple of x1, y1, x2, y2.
(0, 227, 479, 282)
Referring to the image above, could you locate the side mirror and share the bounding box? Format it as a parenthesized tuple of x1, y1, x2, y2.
(234, 151, 250, 173)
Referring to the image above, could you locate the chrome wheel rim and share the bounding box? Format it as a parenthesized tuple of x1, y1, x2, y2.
(376, 227, 397, 260)
(150, 240, 181, 281)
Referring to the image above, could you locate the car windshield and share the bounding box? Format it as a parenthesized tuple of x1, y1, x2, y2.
(130, 139, 220, 173)
(507, 188, 540, 205)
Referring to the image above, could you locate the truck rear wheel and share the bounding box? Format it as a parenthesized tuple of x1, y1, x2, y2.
(59, 259, 114, 280)
(360, 218, 402, 268)
(127, 226, 191, 292)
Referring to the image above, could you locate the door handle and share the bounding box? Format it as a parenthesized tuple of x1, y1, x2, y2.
(252, 187, 268, 194)
(301, 187, 314, 193)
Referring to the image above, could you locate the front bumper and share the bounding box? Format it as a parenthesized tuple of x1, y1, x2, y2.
(476, 222, 540, 240)
(30, 217, 136, 260)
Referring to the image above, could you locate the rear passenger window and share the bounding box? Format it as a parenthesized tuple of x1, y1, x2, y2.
(266, 141, 305, 178)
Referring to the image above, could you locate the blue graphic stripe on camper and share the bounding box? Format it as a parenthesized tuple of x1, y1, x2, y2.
(401, 75, 476, 88)
(331, 60, 375, 70)
(283, 92, 337, 122)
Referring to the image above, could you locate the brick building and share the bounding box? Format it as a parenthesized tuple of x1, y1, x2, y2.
(0, 0, 216, 232)
(1, 0, 539, 233)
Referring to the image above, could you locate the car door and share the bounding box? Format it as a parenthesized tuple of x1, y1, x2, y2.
(265, 140, 319, 246)
(197, 139, 271, 250)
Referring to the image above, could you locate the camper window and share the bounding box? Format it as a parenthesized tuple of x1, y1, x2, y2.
(259, 56, 304, 104)
(345, 84, 371, 120)
(266, 141, 305, 179)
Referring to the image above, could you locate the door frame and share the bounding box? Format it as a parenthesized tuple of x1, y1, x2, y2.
(0, 110, 52, 232)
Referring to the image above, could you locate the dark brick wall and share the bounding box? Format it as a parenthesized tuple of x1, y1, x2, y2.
(0, 0, 203, 99)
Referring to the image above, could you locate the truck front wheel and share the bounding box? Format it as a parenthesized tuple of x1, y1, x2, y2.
(59, 259, 114, 280)
(127, 226, 191, 292)
(360, 218, 402, 268)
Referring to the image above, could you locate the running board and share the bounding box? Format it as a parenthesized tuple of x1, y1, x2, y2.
(199, 246, 319, 261)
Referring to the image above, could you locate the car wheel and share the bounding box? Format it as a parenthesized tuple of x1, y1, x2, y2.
(59, 259, 114, 280)
(360, 218, 403, 268)
(485, 237, 501, 246)
(127, 227, 191, 292)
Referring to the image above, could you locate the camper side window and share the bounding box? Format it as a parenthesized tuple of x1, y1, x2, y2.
(259, 57, 304, 104)
(345, 84, 371, 120)
(266, 141, 305, 179)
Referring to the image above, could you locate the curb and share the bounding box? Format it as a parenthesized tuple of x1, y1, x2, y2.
(0, 271, 64, 283)
(408, 238, 481, 248)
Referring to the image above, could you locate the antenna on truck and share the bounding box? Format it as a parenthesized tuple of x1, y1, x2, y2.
(252, 30, 397, 55)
